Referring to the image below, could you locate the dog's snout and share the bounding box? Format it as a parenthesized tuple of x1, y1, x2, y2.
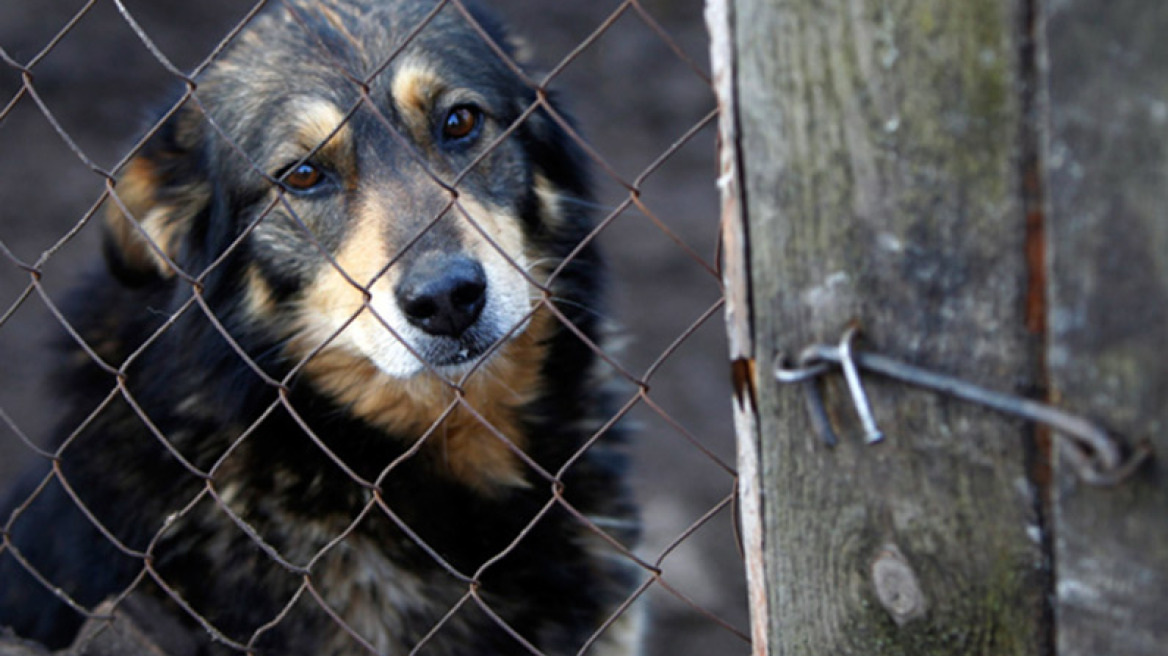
(395, 254, 488, 338)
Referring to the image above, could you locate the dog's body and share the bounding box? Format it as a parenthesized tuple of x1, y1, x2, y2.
(0, 2, 641, 654)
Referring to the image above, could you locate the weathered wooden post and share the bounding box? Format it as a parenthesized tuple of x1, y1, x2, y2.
(709, 0, 1167, 653)
(1043, 1, 1168, 653)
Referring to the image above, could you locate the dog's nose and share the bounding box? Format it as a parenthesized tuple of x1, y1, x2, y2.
(395, 254, 488, 338)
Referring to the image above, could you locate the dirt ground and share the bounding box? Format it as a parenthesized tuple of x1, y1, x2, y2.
(0, 1, 747, 653)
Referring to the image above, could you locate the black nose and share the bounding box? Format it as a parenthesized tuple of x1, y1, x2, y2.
(395, 254, 488, 337)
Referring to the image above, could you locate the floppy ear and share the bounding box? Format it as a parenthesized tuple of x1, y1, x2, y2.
(524, 94, 591, 201)
(104, 109, 211, 285)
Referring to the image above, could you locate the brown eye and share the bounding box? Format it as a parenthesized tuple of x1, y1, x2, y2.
(282, 163, 324, 191)
(442, 105, 481, 142)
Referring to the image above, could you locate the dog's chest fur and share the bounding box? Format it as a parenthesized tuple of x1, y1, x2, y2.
(317, 540, 440, 656)
(166, 475, 464, 655)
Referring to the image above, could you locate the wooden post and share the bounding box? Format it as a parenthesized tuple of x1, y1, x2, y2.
(1043, 1, 1168, 653)
(713, 0, 1168, 652)
(716, 0, 1050, 652)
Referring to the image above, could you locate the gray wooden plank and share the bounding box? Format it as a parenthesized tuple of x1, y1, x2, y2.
(1043, 1, 1168, 653)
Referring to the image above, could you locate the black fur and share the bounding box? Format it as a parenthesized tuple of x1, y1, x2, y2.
(0, 2, 640, 654)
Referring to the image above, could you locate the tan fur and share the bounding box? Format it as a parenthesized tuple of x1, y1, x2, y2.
(454, 197, 529, 277)
(391, 57, 445, 135)
(291, 309, 552, 492)
(293, 98, 351, 152)
(391, 57, 443, 112)
(106, 157, 210, 278)
(104, 158, 170, 275)
(532, 173, 570, 231)
(287, 195, 397, 363)
(243, 265, 278, 319)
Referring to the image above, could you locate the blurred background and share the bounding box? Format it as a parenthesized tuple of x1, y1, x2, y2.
(0, 1, 746, 653)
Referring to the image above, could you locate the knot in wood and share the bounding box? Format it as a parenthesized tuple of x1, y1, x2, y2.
(871, 545, 927, 626)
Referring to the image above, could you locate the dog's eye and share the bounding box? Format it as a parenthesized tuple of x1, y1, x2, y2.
(281, 163, 325, 192)
(441, 105, 482, 143)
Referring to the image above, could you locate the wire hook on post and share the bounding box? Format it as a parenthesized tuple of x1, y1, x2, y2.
(775, 327, 1153, 487)
(837, 324, 883, 445)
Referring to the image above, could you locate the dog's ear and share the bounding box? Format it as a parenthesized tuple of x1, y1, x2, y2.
(524, 94, 591, 200)
(104, 107, 211, 285)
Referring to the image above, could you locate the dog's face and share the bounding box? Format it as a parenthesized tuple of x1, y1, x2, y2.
(105, 0, 588, 392)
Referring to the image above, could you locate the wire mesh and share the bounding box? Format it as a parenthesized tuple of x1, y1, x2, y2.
(0, 1, 746, 654)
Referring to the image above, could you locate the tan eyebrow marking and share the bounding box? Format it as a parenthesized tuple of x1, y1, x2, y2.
(267, 98, 354, 186)
(391, 57, 445, 134)
(293, 98, 351, 151)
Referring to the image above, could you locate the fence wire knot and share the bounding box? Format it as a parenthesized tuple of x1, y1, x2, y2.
(775, 326, 1152, 487)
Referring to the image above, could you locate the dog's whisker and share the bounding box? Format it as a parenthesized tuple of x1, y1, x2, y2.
(523, 256, 562, 273)
(464, 362, 525, 403)
(254, 335, 297, 365)
(543, 191, 621, 214)
(530, 295, 612, 323)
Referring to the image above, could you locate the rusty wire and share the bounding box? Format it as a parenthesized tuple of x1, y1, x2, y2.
(0, 0, 743, 653)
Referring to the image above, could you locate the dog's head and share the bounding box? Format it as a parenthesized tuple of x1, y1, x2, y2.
(103, 1, 601, 486)
(104, 0, 593, 387)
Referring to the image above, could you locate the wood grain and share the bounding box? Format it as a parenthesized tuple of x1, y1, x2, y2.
(731, 0, 1048, 652)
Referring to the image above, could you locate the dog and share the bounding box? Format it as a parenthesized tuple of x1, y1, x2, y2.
(0, 1, 642, 654)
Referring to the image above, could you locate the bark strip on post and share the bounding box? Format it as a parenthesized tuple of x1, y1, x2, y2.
(707, 0, 770, 654)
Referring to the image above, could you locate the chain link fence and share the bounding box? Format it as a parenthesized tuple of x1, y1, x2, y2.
(0, 1, 746, 654)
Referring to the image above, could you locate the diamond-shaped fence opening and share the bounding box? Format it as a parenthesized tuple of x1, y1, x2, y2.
(0, 2, 747, 655)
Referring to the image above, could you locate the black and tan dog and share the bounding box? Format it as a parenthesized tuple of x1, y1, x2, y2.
(0, 1, 641, 654)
